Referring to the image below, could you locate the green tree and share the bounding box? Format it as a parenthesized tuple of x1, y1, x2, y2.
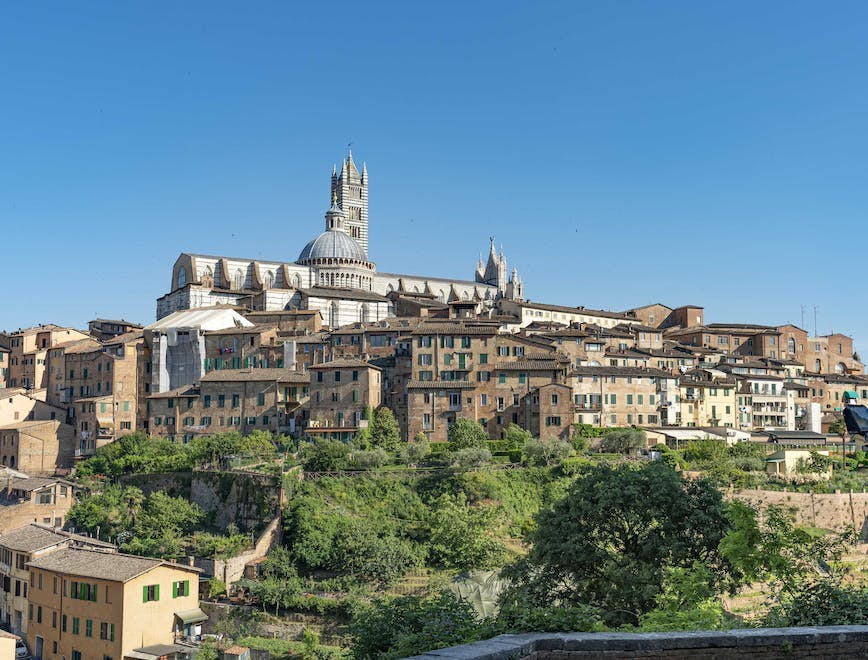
(427, 493, 504, 569)
(350, 591, 481, 660)
(828, 416, 847, 437)
(370, 406, 401, 452)
(302, 439, 350, 471)
(400, 436, 431, 466)
(501, 462, 732, 626)
(244, 545, 303, 615)
(448, 418, 488, 449)
(503, 424, 532, 450)
(600, 428, 647, 454)
(523, 438, 574, 466)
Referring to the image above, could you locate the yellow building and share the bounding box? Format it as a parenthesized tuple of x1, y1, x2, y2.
(26, 547, 203, 660)
(678, 370, 738, 428)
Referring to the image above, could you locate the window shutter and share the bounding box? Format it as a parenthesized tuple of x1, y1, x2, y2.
(143, 585, 148, 602)
(155, 584, 160, 601)
(173, 582, 178, 598)
(91, 583, 97, 601)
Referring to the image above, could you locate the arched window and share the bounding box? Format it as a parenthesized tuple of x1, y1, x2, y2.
(264, 271, 274, 289)
(438, 290, 445, 302)
(360, 303, 369, 323)
(815, 359, 822, 372)
(177, 266, 187, 289)
(201, 266, 214, 288)
(292, 273, 302, 289)
(788, 337, 795, 354)
(233, 269, 244, 291)
(835, 362, 846, 374)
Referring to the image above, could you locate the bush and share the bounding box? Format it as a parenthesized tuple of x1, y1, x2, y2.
(399, 438, 431, 466)
(347, 448, 389, 469)
(350, 591, 481, 659)
(524, 438, 574, 466)
(448, 419, 489, 449)
(302, 440, 350, 472)
(601, 428, 646, 454)
(451, 447, 492, 468)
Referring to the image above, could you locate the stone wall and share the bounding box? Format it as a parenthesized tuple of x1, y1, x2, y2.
(122, 470, 281, 533)
(726, 488, 868, 537)
(408, 627, 868, 660)
(195, 515, 282, 586)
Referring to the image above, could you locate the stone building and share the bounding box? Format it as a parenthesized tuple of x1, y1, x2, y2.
(5, 326, 90, 390)
(156, 151, 523, 324)
(0, 476, 75, 532)
(309, 359, 382, 435)
(147, 368, 310, 440)
(0, 421, 74, 474)
(571, 366, 675, 427)
(405, 321, 570, 442)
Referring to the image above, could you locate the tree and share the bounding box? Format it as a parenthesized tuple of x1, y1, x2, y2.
(370, 407, 401, 452)
(503, 424, 532, 449)
(448, 418, 488, 449)
(399, 436, 431, 467)
(601, 428, 646, 454)
(350, 591, 481, 660)
(302, 439, 350, 471)
(451, 447, 492, 468)
(720, 500, 862, 627)
(427, 493, 504, 569)
(500, 462, 732, 626)
(523, 438, 574, 466)
(828, 416, 847, 437)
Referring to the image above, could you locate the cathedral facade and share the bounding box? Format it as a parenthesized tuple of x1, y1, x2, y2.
(156, 151, 524, 328)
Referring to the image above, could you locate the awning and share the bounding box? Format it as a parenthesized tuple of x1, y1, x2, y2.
(175, 607, 208, 624)
(844, 390, 859, 399)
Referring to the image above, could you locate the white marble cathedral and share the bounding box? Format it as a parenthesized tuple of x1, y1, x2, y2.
(157, 151, 524, 328)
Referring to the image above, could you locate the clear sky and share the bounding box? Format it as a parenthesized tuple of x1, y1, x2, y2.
(2, 1, 867, 350)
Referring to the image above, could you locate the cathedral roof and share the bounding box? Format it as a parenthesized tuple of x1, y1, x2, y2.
(298, 229, 367, 262)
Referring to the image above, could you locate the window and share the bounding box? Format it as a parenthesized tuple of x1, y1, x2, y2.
(86, 618, 93, 637)
(498, 373, 506, 384)
(72, 652, 82, 660)
(232, 394, 240, 408)
(70, 581, 98, 601)
(518, 373, 527, 384)
(100, 622, 115, 641)
(143, 584, 160, 602)
(551, 393, 559, 405)
(217, 394, 225, 408)
(626, 394, 633, 405)
(545, 416, 561, 426)
(352, 370, 359, 382)
(73, 616, 80, 634)
(204, 395, 211, 408)
(173, 580, 190, 597)
(257, 392, 266, 406)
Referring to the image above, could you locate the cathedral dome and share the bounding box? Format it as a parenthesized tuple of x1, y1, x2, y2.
(298, 228, 367, 263)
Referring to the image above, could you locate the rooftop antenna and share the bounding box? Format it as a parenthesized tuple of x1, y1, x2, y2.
(813, 305, 818, 337)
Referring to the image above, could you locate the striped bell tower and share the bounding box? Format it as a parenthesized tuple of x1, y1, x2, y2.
(331, 150, 369, 258)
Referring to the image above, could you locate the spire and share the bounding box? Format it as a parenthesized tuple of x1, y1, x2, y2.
(325, 190, 346, 231)
(332, 164, 337, 177)
(361, 161, 367, 183)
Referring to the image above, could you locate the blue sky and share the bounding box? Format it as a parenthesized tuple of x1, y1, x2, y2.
(2, 1, 867, 350)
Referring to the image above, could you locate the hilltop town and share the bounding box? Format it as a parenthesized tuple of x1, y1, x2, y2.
(1, 153, 866, 659)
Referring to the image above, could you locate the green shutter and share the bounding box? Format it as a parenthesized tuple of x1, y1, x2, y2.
(184, 580, 190, 595)
(173, 581, 178, 598)
(91, 583, 97, 601)
(155, 584, 160, 601)
(143, 585, 148, 602)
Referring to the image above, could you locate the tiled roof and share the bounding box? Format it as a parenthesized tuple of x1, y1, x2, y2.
(495, 360, 563, 371)
(27, 547, 199, 582)
(200, 368, 309, 383)
(0, 525, 70, 552)
(573, 366, 675, 378)
(407, 380, 476, 389)
(309, 359, 379, 370)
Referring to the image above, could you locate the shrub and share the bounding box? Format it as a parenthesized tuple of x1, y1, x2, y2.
(448, 419, 489, 449)
(451, 447, 492, 468)
(347, 448, 389, 469)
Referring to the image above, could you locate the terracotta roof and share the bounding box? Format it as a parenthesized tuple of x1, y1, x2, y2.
(200, 368, 309, 383)
(27, 547, 199, 582)
(573, 366, 675, 378)
(495, 360, 563, 371)
(147, 385, 199, 399)
(309, 359, 379, 370)
(407, 380, 476, 389)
